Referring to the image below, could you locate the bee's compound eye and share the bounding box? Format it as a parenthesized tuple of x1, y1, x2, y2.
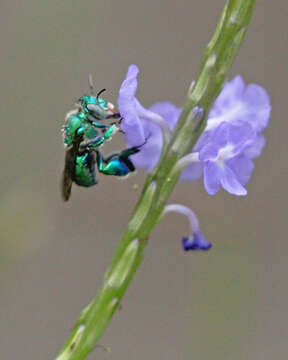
(87, 104, 98, 112)
(96, 96, 106, 107)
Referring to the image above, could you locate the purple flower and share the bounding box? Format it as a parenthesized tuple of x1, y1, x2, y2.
(181, 76, 271, 187)
(182, 232, 212, 251)
(118, 65, 271, 196)
(199, 121, 258, 195)
(163, 204, 211, 252)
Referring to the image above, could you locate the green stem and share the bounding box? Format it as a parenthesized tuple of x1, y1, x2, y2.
(54, 1, 256, 359)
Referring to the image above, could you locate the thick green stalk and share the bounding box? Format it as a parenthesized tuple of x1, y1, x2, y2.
(54, 1, 256, 359)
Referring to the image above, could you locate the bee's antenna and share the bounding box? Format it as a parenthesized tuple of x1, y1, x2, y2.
(88, 73, 94, 95)
(96, 88, 106, 100)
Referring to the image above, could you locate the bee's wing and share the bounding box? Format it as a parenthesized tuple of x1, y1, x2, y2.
(61, 168, 73, 201)
(61, 148, 76, 202)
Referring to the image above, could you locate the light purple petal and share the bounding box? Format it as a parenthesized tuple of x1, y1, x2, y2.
(219, 165, 247, 196)
(204, 160, 248, 196)
(118, 64, 139, 101)
(180, 161, 203, 182)
(242, 84, 271, 132)
(209, 76, 245, 117)
(227, 155, 254, 186)
(199, 122, 229, 161)
(118, 65, 145, 145)
(131, 101, 165, 171)
(227, 121, 256, 156)
(130, 122, 162, 171)
(203, 161, 221, 195)
(118, 65, 184, 171)
(149, 102, 182, 129)
(244, 134, 266, 159)
(207, 76, 271, 134)
(193, 130, 213, 152)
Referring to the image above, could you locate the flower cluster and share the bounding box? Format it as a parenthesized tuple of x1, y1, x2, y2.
(117, 65, 271, 250)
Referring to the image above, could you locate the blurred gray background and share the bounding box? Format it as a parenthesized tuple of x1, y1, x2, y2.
(0, 1, 287, 359)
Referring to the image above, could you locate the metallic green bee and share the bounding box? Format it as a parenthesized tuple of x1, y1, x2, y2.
(61, 76, 142, 201)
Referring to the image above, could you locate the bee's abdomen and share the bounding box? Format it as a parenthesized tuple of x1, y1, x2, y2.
(73, 151, 97, 187)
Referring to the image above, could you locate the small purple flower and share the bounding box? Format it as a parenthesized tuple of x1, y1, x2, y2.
(199, 121, 257, 195)
(182, 232, 212, 251)
(118, 65, 271, 196)
(181, 76, 271, 187)
(163, 204, 211, 252)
